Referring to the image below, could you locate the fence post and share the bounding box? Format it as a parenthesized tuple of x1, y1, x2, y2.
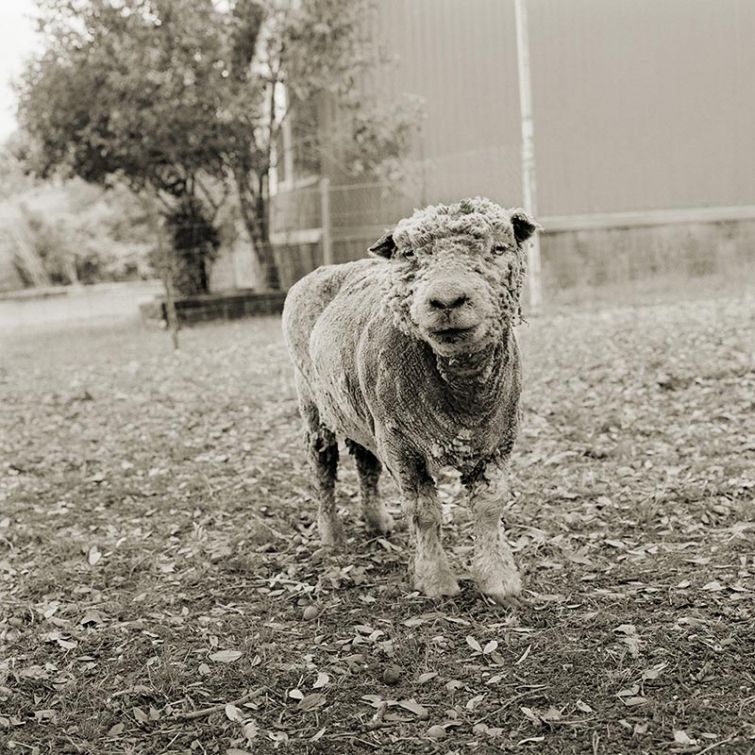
(319, 177, 333, 266)
(142, 192, 179, 350)
(514, 0, 543, 314)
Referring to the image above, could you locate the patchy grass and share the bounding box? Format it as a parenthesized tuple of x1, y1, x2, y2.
(1, 291, 754, 754)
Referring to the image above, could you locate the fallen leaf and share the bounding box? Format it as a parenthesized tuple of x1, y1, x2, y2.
(403, 617, 427, 627)
(34, 709, 58, 723)
(242, 720, 258, 741)
(674, 729, 698, 746)
(417, 672, 438, 684)
(641, 662, 668, 681)
(313, 672, 330, 689)
(466, 636, 482, 653)
(79, 609, 105, 629)
(361, 694, 384, 708)
(209, 650, 243, 663)
(297, 693, 327, 711)
(397, 698, 428, 718)
(621, 696, 648, 707)
(702, 581, 723, 591)
(132, 707, 148, 723)
(466, 694, 485, 711)
(225, 704, 243, 722)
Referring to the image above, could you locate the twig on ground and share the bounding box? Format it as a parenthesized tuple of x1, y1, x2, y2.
(324, 733, 381, 749)
(478, 687, 549, 723)
(697, 736, 738, 754)
(178, 686, 267, 720)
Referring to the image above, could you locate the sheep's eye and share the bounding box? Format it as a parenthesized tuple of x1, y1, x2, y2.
(404, 249, 416, 259)
(492, 245, 507, 256)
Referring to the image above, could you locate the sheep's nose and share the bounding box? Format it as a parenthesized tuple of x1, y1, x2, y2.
(428, 291, 470, 310)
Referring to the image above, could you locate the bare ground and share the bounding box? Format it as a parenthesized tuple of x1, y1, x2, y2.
(1, 291, 754, 754)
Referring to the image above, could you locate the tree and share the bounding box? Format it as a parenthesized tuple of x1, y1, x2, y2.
(18, 0, 419, 292)
(223, 0, 420, 288)
(18, 0, 234, 294)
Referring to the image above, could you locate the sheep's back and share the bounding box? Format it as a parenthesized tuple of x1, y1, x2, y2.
(282, 257, 386, 385)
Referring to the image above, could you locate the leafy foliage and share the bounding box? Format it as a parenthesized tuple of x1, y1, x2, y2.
(20, 0, 231, 193)
(17, 0, 420, 291)
(1, 293, 753, 752)
(0, 165, 154, 287)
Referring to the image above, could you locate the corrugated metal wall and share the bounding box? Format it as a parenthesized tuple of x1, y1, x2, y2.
(529, 0, 755, 214)
(373, 0, 523, 204)
(268, 0, 755, 293)
(371, 0, 755, 215)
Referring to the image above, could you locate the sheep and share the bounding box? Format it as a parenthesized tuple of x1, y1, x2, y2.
(282, 197, 538, 605)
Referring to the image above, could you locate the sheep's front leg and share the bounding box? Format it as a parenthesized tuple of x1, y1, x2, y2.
(388, 453, 459, 598)
(463, 461, 522, 605)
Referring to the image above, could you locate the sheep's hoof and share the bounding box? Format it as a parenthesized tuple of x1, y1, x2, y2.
(477, 571, 523, 607)
(364, 506, 395, 535)
(483, 591, 525, 610)
(414, 564, 460, 599)
(318, 517, 346, 550)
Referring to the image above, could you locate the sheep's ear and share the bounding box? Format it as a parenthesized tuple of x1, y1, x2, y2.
(510, 209, 539, 245)
(368, 231, 396, 259)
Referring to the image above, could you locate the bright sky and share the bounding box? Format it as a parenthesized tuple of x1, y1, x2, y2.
(0, 0, 40, 142)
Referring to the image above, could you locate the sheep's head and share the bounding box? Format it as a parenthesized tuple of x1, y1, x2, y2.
(370, 197, 539, 357)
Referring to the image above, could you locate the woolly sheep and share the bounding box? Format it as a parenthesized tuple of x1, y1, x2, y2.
(282, 197, 538, 604)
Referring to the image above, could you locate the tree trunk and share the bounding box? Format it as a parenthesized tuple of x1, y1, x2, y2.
(165, 196, 220, 296)
(234, 167, 281, 290)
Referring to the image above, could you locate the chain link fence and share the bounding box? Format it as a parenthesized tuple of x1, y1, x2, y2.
(269, 146, 755, 310)
(2, 144, 753, 332)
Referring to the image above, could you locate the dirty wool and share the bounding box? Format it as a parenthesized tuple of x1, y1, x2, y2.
(283, 197, 539, 604)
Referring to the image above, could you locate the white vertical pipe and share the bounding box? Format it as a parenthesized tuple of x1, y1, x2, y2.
(514, 0, 542, 314)
(320, 177, 333, 266)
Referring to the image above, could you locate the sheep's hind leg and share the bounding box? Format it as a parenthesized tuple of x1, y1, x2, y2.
(300, 399, 344, 548)
(463, 461, 522, 606)
(346, 440, 394, 535)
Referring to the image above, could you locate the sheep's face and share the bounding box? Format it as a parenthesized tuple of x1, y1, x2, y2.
(371, 198, 538, 357)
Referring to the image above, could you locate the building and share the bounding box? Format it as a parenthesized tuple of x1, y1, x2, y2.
(269, 0, 755, 299)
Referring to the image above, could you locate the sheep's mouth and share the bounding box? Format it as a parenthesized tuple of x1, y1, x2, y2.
(430, 325, 479, 342)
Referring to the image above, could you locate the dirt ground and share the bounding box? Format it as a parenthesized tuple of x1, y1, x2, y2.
(1, 290, 753, 754)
